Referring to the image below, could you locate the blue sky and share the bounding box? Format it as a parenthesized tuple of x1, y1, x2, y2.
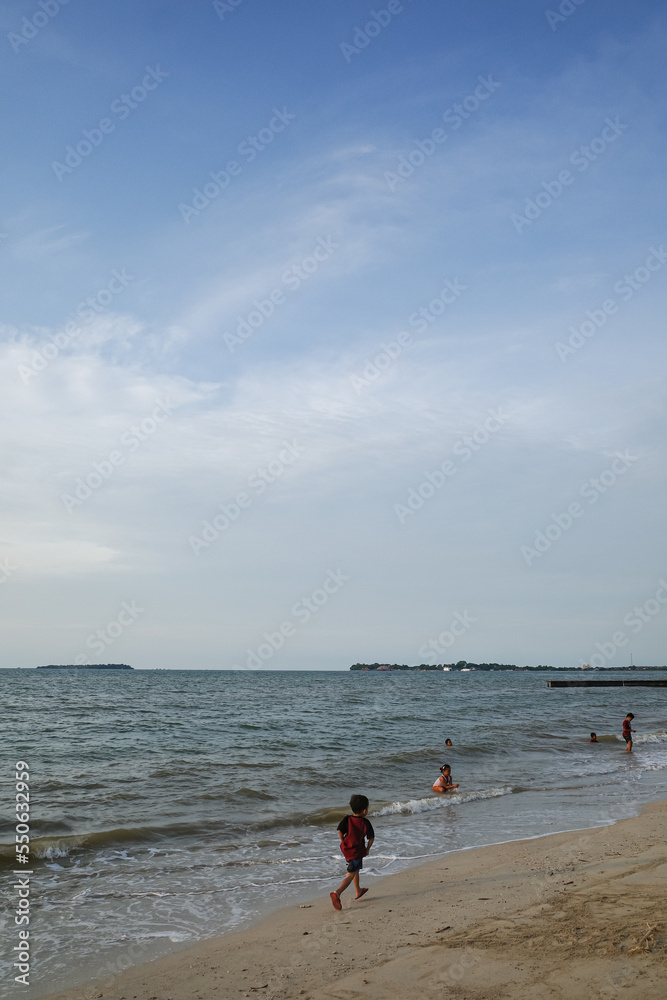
(1, 0, 666, 669)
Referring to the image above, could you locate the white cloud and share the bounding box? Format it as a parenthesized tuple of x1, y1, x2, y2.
(12, 224, 90, 262)
(8, 540, 118, 577)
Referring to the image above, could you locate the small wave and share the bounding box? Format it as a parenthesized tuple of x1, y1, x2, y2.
(371, 786, 513, 816)
(41, 846, 72, 860)
(377, 747, 449, 765)
(227, 761, 280, 769)
(634, 731, 667, 744)
(0, 823, 204, 864)
(377, 744, 519, 764)
(135, 930, 191, 942)
(239, 786, 518, 831)
(586, 730, 667, 745)
(0, 809, 331, 863)
(296, 805, 350, 826)
(223, 853, 333, 868)
(233, 787, 275, 800)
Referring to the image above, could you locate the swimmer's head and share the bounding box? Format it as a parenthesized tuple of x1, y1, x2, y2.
(440, 764, 450, 773)
(445, 739, 453, 746)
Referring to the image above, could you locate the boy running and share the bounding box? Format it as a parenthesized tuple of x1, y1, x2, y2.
(331, 794, 374, 909)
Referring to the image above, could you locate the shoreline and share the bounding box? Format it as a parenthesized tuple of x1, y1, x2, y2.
(37, 799, 667, 1000)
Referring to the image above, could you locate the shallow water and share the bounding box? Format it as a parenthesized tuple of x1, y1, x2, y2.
(1, 668, 665, 998)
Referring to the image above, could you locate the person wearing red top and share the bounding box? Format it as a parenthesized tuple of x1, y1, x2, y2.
(622, 713, 635, 752)
(330, 794, 374, 909)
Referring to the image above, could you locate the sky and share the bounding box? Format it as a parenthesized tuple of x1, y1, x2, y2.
(1, 0, 666, 670)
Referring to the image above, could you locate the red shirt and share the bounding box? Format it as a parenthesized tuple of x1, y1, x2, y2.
(337, 815, 374, 860)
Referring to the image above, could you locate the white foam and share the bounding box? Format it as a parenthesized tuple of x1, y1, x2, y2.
(135, 930, 192, 943)
(634, 731, 667, 744)
(40, 846, 71, 859)
(372, 786, 513, 816)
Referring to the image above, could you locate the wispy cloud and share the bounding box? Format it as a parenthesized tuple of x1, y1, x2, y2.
(11, 224, 90, 262)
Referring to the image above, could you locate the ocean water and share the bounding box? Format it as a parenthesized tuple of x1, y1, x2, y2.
(1, 667, 666, 998)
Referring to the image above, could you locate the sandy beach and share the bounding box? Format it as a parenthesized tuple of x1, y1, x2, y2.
(39, 799, 667, 1000)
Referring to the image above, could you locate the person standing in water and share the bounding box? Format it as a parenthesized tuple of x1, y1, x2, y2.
(622, 713, 635, 751)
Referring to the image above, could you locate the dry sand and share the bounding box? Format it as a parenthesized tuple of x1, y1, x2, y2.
(43, 800, 666, 1000)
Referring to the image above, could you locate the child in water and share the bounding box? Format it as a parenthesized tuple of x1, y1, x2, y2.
(590, 732, 598, 742)
(622, 713, 635, 751)
(433, 764, 458, 793)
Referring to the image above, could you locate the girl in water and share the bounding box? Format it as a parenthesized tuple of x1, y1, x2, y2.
(433, 764, 458, 793)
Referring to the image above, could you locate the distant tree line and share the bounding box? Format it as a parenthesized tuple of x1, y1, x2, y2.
(350, 662, 522, 671)
(350, 663, 666, 671)
(36, 663, 134, 670)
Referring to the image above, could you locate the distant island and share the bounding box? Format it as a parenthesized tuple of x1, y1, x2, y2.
(350, 662, 667, 672)
(36, 663, 134, 670)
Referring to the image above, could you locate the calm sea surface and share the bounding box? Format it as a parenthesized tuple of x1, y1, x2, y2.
(1, 668, 666, 998)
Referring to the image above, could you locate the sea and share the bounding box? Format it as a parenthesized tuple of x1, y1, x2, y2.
(1, 667, 666, 998)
